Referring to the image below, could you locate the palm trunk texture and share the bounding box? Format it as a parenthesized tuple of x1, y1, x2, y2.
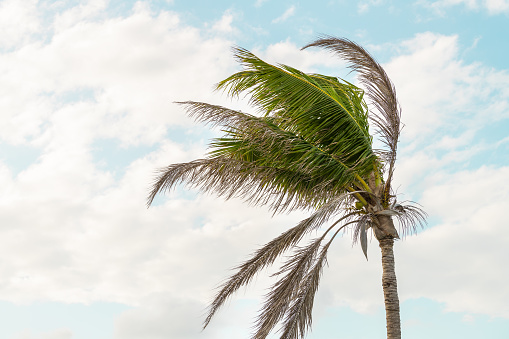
(379, 237, 401, 339)
(374, 216, 401, 339)
(373, 215, 401, 339)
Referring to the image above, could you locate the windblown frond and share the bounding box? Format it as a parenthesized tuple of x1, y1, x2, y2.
(148, 101, 376, 212)
(279, 226, 344, 339)
(302, 37, 401, 204)
(253, 220, 356, 338)
(216, 47, 376, 174)
(148, 157, 324, 212)
(203, 196, 360, 328)
(253, 236, 324, 339)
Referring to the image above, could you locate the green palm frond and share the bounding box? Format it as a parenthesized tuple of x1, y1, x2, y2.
(303, 37, 401, 205)
(152, 101, 376, 212)
(210, 122, 369, 192)
(216, 48, 375, 173)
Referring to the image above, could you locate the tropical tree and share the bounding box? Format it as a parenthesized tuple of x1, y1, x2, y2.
(147, 36, 426, 339)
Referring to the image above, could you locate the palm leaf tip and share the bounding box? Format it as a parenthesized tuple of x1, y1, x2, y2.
(146, 160, 205, 208)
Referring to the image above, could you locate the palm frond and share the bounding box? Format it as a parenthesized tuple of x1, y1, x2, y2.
(203, 197, 360, 329)
(252, 219, 356, 338)
(150, 101, 375, 212)
(216, 47, 376, 172)
(252, 236, 324, 339)
(147, 157, 323, 212)
(352, 214, 373, 259)
(302, 36, 401, 203)
(183, 101, 368, 175)
(210, 125, 369, 196)
(392, 201, 428, 237)
(279, 223, 346, 339)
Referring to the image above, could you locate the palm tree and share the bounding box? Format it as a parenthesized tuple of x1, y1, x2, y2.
(147, 36, 426, 339)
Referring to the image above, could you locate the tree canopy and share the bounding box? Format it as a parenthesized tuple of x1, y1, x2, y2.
(148, 36, 426, 339)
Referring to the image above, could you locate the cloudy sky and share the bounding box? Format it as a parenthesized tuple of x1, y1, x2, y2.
(0, 0, 508, 338)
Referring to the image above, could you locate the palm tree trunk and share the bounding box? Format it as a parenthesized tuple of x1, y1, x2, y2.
(378, 235, 401, 339)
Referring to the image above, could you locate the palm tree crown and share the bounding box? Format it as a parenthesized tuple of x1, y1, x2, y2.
(148, 36, 426, 339)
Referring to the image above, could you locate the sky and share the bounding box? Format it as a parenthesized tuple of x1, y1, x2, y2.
(0, 0, 508, 338)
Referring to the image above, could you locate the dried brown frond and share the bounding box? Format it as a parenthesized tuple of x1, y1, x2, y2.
(352, 214, 374, 260)
(203, 223, 310, 329)
(251, 218, 355, 338)
(203, 199, 359, 329)
(278, 224, 346, 339)
(352, 214, 371, 243)
(392, 201, 427, 237)
(176, 101, 284, 138)
(252, 237, 324, 339)
(146, 157, 320, 212)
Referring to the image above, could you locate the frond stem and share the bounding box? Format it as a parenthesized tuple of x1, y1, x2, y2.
(322, 212, 360, 238)
(346, 186, 368, 206)
(354, 174, 372, 193)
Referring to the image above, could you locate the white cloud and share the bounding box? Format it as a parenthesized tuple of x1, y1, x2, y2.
(384, 32, 509, 157)
(358, 0, 384, 13)
(0, 0, 243, 308)
(254, 39, 348, 76)
(421, 0, 509, 14)
(397, 166, 509, 318)
(113, 295, 206, 339)
(11, 329, 73, 339)
(384, 36, 509, 221)
(0, 0, 40, 49)
(462, 314, 475, 322)
(484, 0, 509, 13)
(212, 10, 235, 33)
(52, 0, 109, 31)
(0, 3, 235, 146)
(113, 294, 261, 339)
(0, 132, 307, 307)
(255, 0, 269, 7)
(272, 5, 296, 23)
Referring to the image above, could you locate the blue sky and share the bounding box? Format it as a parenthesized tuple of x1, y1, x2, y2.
(0, 0, 508, 338)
